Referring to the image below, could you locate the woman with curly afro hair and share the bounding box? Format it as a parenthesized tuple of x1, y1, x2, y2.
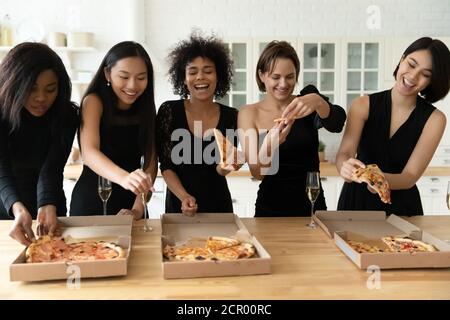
(156, 31, 241, 215)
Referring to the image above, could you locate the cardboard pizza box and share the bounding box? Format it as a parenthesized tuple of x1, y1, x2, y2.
(160, 213, 271, 279)
(314, 211, 450, 269)
(10, 215, 133, 282)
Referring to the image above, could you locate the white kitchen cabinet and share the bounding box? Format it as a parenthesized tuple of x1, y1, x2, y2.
(417, 176, 450, 215)
(320, 176, 343, 211)
(227, 174, 345, 216)
(226, 176, 260, 217)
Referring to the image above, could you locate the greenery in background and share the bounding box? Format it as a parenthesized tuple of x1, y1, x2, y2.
(318, 140, 326, 152)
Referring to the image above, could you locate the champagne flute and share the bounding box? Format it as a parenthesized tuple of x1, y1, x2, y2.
(447, 181, 450, 211)
(98, 176, 112, 215)
(306, 171, 320, 229)
(141, 155, 153, 232)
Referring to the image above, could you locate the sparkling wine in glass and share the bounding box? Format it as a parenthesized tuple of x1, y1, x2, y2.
(98, 176, 112, 215)
(447, 181, 450, 210)
(140, 155, 153, 232)
(306, 171, 320, 229)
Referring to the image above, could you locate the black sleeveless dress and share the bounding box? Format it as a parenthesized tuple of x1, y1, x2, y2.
(156, 100, 237, 213)
(70, 104, 141, 216)
(337, 90, 436, 215)
(255, 85, 347, 217)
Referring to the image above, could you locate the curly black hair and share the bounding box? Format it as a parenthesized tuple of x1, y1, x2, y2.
(167, 31, 233, 99)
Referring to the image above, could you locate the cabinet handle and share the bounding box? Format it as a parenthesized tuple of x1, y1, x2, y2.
(232, 198, 237, 203)
(320, 177, 328, 182)
(250, 177, 259, 182)
(430, 188, 439, 194)
(430, 177, 440, 182)
(444, 159, 450, 164)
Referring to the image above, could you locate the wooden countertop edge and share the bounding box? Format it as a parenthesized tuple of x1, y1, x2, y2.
(63, 163, 450, 180)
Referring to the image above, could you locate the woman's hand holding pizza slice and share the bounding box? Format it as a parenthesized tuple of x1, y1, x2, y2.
(213, 129, 245, 172)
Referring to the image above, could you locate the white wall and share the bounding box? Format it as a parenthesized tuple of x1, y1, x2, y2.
(144, 0, 450, 106)
(1, 0, 450, 160)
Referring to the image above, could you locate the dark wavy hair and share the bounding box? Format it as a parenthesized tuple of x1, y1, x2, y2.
(167, 31, 233, 99)
(0, 42, 77, 134)
(256, 40, 300, 92)
(81, 41, 156, 164)
(393, 37, 450, 103)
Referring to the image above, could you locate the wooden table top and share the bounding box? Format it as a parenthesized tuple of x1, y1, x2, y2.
(1, 216, 450, 300)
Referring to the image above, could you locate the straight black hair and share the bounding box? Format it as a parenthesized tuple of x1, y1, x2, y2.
(393, 37, 450, 103)
(81, 41, 156, 166)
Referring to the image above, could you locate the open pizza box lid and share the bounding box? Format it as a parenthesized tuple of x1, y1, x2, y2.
(10, 215, 133, 282)
(160, 213, 271, 279)
(314, 211, 450, 269)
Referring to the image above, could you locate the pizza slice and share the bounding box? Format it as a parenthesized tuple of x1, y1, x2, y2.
(163, 245, 216, 261)
(382, 236, 437, 253)
(352, 164, 391, 204)
(205, 236, 240, 252)
(214, 243, 256, 260)
(213, 128, 245, 171)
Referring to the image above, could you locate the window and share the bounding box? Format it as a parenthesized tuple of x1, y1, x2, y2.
(345, 42, 380, 107)
(217, 41, 250, 109)
(300, 42, 337, 103)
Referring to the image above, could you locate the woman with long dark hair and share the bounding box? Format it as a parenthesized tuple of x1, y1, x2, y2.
(70, 41, 157, 218)
(0, 42, 78, 245)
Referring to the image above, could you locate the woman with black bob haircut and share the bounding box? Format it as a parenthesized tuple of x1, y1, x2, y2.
(156, 31, 241, 216)
(0, 42, 78, 245)
(337, 37, 450, 215)
(70, 41, 157, 219)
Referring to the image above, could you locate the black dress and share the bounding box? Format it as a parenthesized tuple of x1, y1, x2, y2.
(70, 104, 141, 216)
(156, 100, 237, 213)
(0, 106, 78, 219)
(255, 85, 346, 217)
(337, 90, 435, 215)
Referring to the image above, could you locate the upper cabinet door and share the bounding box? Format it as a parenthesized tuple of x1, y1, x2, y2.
(217, 40, 252, 110)
(300, 40, 340, 104)
(343, 40, 382, 108)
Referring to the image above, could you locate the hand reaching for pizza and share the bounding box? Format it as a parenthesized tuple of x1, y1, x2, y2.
(340, 158, 366, 183)
(36, 205, 59, 237)
(9, 202, 35, 246)
(213, 129, 245, 172)
(275, 93, 324, 123)
(181, 195, 198, 217)
(352, 164, 391, 204)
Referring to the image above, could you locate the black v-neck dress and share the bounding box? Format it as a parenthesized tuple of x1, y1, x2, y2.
(337, 90, 436, 215)
(156, 100, 237, 213)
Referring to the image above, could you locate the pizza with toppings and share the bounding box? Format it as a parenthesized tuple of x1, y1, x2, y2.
(352, 164, 391, 204)
(213, 129, 244, 171)
(347, 240, 386, 254)
(213, 243, 256, 260)
(205, 236, 240, 252)
(346, 236, 437, 254)
(25, 235, 126, 263)
(163, 236, 256, 262)
(381, 236, 437, 253)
